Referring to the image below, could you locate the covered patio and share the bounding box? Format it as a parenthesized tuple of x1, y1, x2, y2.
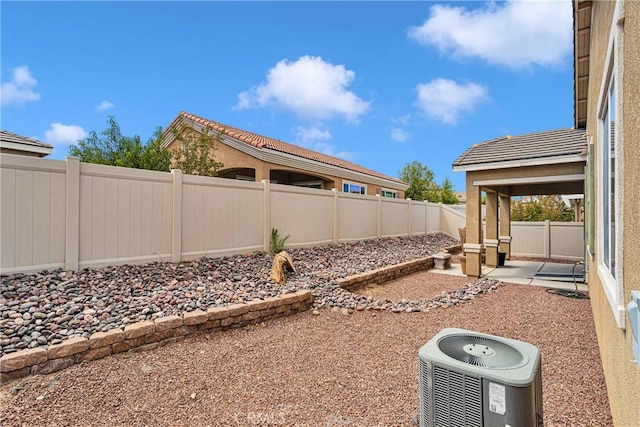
(452, 128, 587, 277)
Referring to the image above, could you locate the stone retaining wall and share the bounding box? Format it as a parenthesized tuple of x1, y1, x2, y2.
(337, 257, 435, 292)
(0, 290, 313, 384)
(336, 245, 461, 292)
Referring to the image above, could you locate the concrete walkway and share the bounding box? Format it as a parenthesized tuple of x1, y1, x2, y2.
(432, 259, 588, 292)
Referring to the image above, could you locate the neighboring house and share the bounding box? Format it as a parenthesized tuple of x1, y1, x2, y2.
(0, 130, 52, 157)
(162, 112, 408, 198)
(574, 0, 640, 425)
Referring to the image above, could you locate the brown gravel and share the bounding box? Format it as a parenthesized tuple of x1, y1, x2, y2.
(0, 275, 611, 427)
(353, 271, 470, 301)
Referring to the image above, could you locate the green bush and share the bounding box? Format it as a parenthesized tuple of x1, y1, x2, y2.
(270, 228, 290, 253)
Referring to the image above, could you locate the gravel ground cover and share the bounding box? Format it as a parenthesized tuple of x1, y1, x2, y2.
(0, 279, 611, 426)
(0, 234, 612, 426)
(1, 234, 471, 357)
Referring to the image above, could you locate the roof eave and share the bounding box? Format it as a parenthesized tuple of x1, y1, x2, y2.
(574, 0, 592, 129)
(0, 141, 53, 156)
(260, 147, 410, 191)
(452, 153, 587, 173)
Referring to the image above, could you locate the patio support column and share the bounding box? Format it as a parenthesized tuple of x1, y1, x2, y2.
(499, 194, 512, 259)
(464, 174, 483, 277)
(255, 165, 269, 182)
(485, 191, 499, 267)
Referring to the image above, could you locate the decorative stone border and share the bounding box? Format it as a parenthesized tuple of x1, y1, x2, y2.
(0, 290, 313, 385)
(336, 245, 461, 292)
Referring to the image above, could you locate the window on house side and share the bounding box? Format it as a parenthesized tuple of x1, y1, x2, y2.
(601, 79, 616, 278)
(343, 182, 366, 195)
(381, 189, 397, 198)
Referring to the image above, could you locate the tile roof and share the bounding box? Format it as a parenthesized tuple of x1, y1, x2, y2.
(452, 128, 587, 169)
(178, 112, 407, 185)
(0, 130, 53, 150)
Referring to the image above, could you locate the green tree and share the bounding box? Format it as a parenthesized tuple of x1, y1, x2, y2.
(69, 116, 171, 171)
(439, 178, 458, 204)
(510, 195, 575, 221)
(398, 161, 440, 202)
(170, 123, 224, 177)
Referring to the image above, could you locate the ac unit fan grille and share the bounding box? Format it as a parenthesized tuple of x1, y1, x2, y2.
(437, 334, 527, 369)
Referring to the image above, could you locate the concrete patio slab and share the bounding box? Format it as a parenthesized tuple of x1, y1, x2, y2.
(430, 260, 588, 292)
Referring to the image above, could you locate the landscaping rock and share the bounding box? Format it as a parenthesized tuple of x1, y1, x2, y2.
(0, 233, 497, 357)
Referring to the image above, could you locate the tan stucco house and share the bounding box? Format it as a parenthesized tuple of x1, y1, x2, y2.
(0, 130, 52, 157)
(574, 0, 640, 424)
(162, 112, 408, 198)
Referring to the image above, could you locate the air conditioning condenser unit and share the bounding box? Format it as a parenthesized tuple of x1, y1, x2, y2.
(418, 328, 543, 427)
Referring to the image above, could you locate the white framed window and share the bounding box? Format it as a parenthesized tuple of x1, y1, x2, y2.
(596, 8, 625, 328)
(380, 188, 397, 198)
(601, 79, 616, 278)
(343, 181, 366, 195)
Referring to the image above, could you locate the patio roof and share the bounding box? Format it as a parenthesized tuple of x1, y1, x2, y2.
(452, 128, 587, 196)
(452, 128, 587, 172)
(0, 130, 53, 157)
(453, 127, 587, 277)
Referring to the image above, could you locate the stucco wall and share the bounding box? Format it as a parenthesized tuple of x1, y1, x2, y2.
(586, 1, 640, 425)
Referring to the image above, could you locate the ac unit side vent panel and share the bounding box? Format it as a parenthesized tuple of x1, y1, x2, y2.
(432, 365, 482, 427)
(419, 359, 432, 427)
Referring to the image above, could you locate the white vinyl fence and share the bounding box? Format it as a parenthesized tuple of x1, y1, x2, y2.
(510, 220, 584, 261)
(0, 154, 584, 274)
(1, 154, 456, 274)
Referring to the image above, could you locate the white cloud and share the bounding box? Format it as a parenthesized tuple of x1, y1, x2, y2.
(294, 125, 332, 143)
(96, 100, 115, 111)
(1, 66, 41, 106)
(392, 114, 411, 126)
(408, 0, 572, 68)
(310, 141, 353, 160)
(44, 123, 87, 147)
(390, 128, 410, 143)
(293, 125, 352, 160)
(415, 78, 488, 124)
(235, 55, 370, 122)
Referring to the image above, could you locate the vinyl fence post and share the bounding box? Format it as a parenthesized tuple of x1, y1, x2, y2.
(424, 202, 429, 234)
(407, 198, 412, 236)
(544, 220, 551, 258)
(332, 188, 339, 243)
(263, 180, 271, 252)
(65, 157, 80, 272)
(377, 194, 382, 238)
(171, 169, 183, 263)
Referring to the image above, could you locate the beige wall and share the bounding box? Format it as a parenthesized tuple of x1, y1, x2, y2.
(585, 1, 640, 425)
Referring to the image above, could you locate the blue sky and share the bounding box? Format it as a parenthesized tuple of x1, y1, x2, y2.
(1, 1, 574, 191)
